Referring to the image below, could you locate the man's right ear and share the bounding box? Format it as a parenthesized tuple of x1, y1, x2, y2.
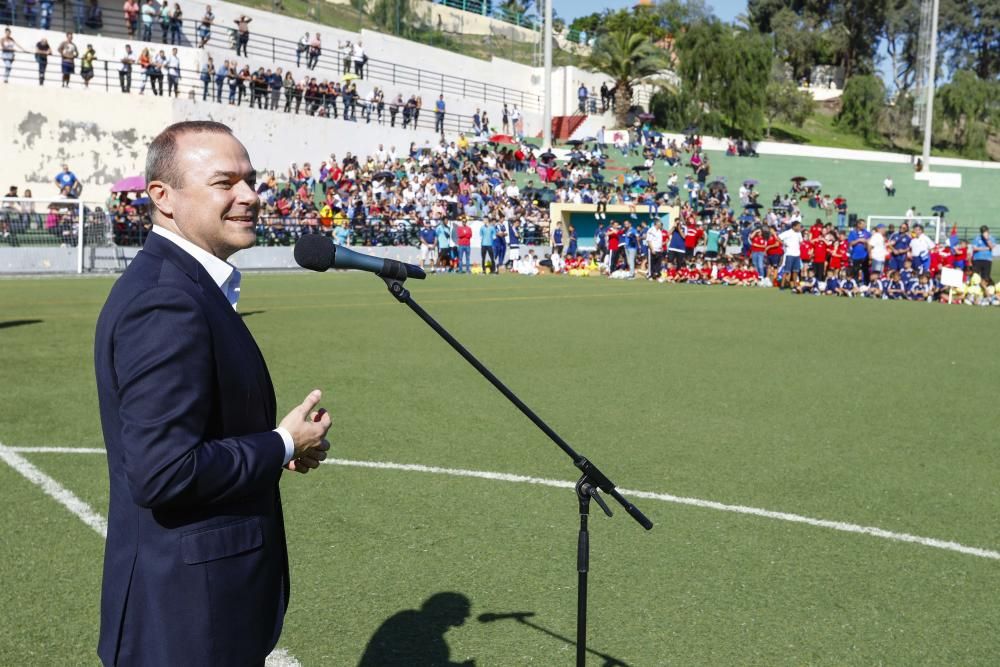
(146, 180, 174, 220)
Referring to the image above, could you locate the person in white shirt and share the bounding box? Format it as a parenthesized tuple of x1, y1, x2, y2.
(909, 223, 934, 273)
(868, 223, 888, 276)
(883, 176, 895, 196)
(778, 219, 803, 288)
(646, 219, 665, 280)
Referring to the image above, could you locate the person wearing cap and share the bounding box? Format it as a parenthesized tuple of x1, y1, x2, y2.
(971, 225, 995, 282)
(868, 224, 888, 277)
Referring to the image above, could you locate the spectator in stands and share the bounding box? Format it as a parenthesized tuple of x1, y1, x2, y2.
(307, 32, 321, 70)
(200, 56, 214, 100)
(158, 0, 170, 43)
(435, 94, 446, 134)
(250, 66, 266, 108)
(150, 48, 165, 95)
(140, 0, 155, 42)
(118, 43, 134, 92)
(883, 175, 895, 197)
(72, 0, 85, 32)
(296, 31, 308, 68)
(214, 57, 227, 102)
(40, 0, 54, 30)
(24, 0, 39, 28)
(352, 41, 365, 77)
(55, 164, 80, 198)
(389, 93, 401, 127)
(2, 28, 27, 85)
(169, 3, 183, 45)
(137, 45, 150, 93)
(57, 32, 78, 88)
(234, 15, 252, 57)
(166, 47, 180, 97)
(577, 82, 587, 113)
(268, 67, 283, 110)
(85, 0, 103, 31)
(199, 5, 214, 48)
(80, 43, 96, 88)
(123, 0, 139, 38)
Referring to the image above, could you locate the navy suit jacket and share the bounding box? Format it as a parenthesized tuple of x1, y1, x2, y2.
(94, 232, 289, 666)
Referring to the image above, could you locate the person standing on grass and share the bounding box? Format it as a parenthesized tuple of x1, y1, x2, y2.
(847, 218, 870, 284)
(908, 223, 933, 275)
(95, 121, 332, 667)
(887, 221, 910, 272)
(868, 224, 888, 277)
(971, 225, 995, 282)
(456, 216, 472, 273)
(778, 219, 803, 289)
(480, 218, 496, 274)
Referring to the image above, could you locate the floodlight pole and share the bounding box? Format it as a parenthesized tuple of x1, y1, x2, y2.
(380, 275, 653, 667)
(921, 0, 939, 173)
(542, 0, 553, 150)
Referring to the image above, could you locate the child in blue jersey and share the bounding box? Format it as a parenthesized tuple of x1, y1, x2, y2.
(839, 270, 858, 297)
(886, 270, 905, 299)
(908, 274, 930, 301)
(900, 258, 915, 287)
(795, 268, 819, 294)
(823, 271, 841, 295)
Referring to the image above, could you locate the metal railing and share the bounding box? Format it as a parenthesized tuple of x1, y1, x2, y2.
(3, 58, 487, 137)
(3, 8, 543, 111)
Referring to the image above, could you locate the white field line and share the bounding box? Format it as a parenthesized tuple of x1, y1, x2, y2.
(7, 445, 1000, 562)
(0, 443, 108, 537)
(0, 443, 302, 666)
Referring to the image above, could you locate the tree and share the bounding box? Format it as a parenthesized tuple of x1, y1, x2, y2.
(936, 70, 999, 159)
(882, 0, 920, 94)
(369, 0, 415, 37)
(939, 0, 1000, 80)
(674, 20, 773, 139)
(835, 74, 886, 142)
(586, 29, 671, 127)
(569, 13, 602, 37)
(765, 78, 815, 137)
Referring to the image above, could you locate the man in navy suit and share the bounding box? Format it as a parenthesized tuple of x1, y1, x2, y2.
(94, 121, 332, 666)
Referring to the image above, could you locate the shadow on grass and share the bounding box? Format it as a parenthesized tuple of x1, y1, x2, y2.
(476, 611, 632, 666)
(358, 592, 473, 667)
(0, 319, 43, 330)
(238, 310, 266, 319)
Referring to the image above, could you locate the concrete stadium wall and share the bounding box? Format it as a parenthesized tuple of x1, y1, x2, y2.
(2, 74, 443, 199)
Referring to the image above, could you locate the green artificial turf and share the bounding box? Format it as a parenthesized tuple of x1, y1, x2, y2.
(1, 273, 999, 665)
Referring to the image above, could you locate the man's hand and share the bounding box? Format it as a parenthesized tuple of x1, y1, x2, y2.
(279, 389, 332, 474)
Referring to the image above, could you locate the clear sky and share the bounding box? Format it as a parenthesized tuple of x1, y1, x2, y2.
(553, 0, 747, 23)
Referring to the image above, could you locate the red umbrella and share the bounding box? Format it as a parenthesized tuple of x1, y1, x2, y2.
(489, 134, 516, 145)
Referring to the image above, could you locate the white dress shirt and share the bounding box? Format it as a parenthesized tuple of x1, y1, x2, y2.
(150, 225, 295, 465)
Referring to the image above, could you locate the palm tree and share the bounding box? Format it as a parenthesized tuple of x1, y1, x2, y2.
(586, 29, 670, 127)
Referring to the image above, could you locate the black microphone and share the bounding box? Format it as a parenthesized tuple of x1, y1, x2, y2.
(294, 234, 426, 280)
(477, 612, 536, 623)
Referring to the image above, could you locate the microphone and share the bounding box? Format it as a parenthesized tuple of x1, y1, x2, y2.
(477, 612, 536, 623)
(294, 234, 426, 280)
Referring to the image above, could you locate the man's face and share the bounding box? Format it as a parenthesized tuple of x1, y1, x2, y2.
(155, 132, 259, 259)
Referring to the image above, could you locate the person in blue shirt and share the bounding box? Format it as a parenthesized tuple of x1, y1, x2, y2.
(886, 271, 905, 299)
(566, 224, 578, 257)
(900, 258, 915, 289)
(419, 222, 437, 270)
(480, 219, 496, 273)
(908, 274, 930, 301)
(434, 94, 446, 134)
(839, 272, 858, 297)
(846, 219, 870, 283)
(971, 225, 995, 283)
(54, 163, 79, 198)
(667, 218, 687, 268)
(823, 272, 840, 295)
(333, 223, 350, 246)
(435, 220, 453, 272)
(552, 223, 564, 255)
(887, 222, 910, 271)
(795, 269, 819, 294)
(492, 221, 507, 272)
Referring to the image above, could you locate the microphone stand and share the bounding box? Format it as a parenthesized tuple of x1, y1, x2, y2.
(382, 277, 653, 667)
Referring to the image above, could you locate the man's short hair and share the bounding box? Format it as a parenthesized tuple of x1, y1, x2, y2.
(145, 121, 233, 188)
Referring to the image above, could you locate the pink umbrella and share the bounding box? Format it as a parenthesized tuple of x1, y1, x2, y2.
(111, 175, 146, 193)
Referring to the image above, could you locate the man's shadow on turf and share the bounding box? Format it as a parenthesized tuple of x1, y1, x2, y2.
(358, 592, 474, 667)
(0, 319, 42, 330)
